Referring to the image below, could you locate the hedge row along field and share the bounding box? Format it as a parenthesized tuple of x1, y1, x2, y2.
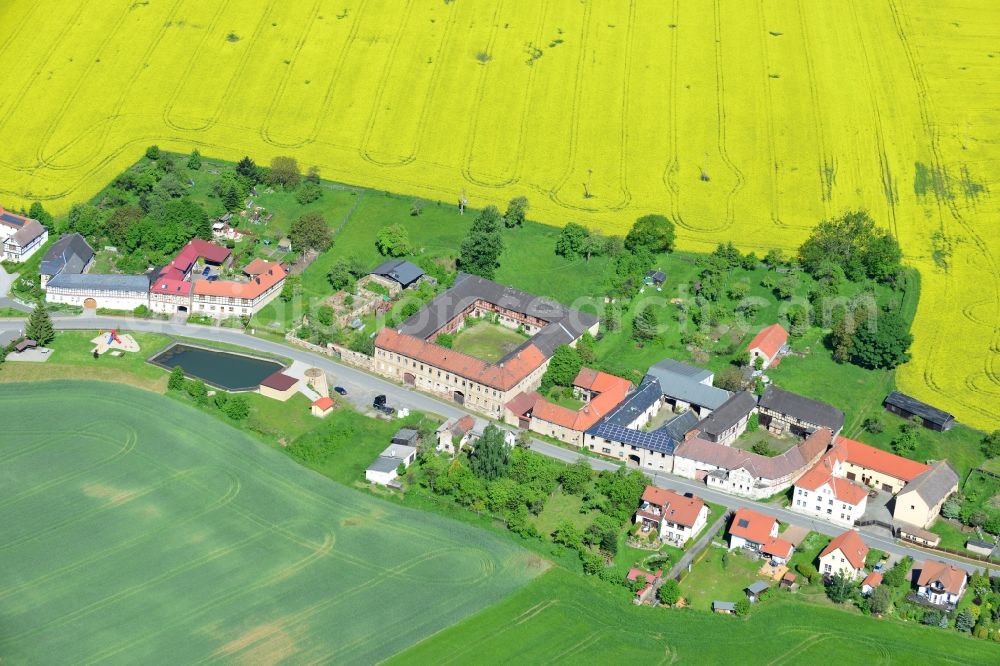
(0, 0, 995, 428)
(0, 382, 541, 663)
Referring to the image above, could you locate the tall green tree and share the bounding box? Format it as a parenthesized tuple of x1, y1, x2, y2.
(167, 366, 186, 391)
(624, 214, 676, 254)
(658, 579, 681, 606)
(27, 202, 52, 226)
(469, 425, 511, 480)
(224, 395, 250, 420)
(555, 223, 590, 258)
(328, 258, 355, 291)
(541, 345, 583, 390)
(503, 196, 528, 228)
(850, 311, 913, 369)
(268, 156, 301, 189)
(632, 305, 658, 342)
(375, 224, 413, 257)
(187, 149, 202, 170)
(236, 156, 259, 184)
(799, 210, 902, 283)
(825, 571, 856, 604)
(25, 302, 54, 345)
(458, 205, 505, 279)
(867, 585, 891, 615)
(289, 212, 332, 253)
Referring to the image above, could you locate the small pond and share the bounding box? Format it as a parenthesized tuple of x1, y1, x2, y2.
(149, 343, 284, 391)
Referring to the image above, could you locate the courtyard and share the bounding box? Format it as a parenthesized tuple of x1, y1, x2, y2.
(450, 322, 529, 363)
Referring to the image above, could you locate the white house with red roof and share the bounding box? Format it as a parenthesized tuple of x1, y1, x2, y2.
(635, 486, 709, 546)
(149, 239, 232, 314)
(792, 446, 869, 527)
(818, 530, 869, 579)
(728, 507, 795, 564)
(915, 560, 967, 608)
(861, 571, 883, 596)
(191, 259, 287, 317)
(746, 323, 788, 369)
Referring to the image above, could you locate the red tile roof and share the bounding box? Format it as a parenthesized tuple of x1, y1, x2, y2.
(312, 397, 334, 410)
(260, 371, 298, 391)
(820, 530, 869, 570)
(747, 323, 788, 359)
(505, 391, 541, 418)
(795, 456, 869, 505)
(729, 507, 778, 545)
(640, 486, 706, 528)
(573, 367, 629, 393)
(375, 327, 547, 391)
(193, 261, 287, 300)
(917, 560, 966, 595)
(531, 371, 631, 431)
(838, 436, 930, 482)
(173, 239, 231, 270)
(862, 571, 882, 589)
(763, 538, 794, 560)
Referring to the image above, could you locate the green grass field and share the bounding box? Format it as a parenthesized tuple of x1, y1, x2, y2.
(0, 382, 542, 664)
(393, 567, 1000, 664)
(451, 323, 528, 363)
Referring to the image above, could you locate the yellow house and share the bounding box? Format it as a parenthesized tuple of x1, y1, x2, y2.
(818, 530, 868, 579)
(893, 461, 960, 528)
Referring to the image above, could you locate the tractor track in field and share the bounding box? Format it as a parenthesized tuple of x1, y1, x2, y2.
(160, 0, 235, 132)
(163, 0, 279, 134)
(0, 468, 241, 604)
(662, 0, 682, 229)
(0, 2, 88, 171)
(255, 0, 326, 149)
(711, 0, 744, 233)
(461, 0, 531, 189)
(795, 0, 834, 214)
(32, 2, 137, 170)
(0, 426, 138, 510)
(39, 0, 186, 171)
(847, 0, 899, 241)
(887, 0, 1000, 423)
(259, 0, 371, 149)
(549, 1, 635, 214)
(354, 0, 417, 167)
(755, 0, 784, 229)
(544, 0, 591, 211)
(83, 526, 336, 665)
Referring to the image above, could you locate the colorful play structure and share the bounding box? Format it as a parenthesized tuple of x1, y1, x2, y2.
(90, 330, 140, 355)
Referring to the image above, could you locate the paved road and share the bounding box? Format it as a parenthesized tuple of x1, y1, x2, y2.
(0, 314, 987, 574)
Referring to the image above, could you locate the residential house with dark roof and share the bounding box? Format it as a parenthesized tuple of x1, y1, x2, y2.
(818, 530, 869, 579)
(646, 358, 731, 416)
(39, 233, 94, 287)
(694, 391, 757, 445)
(884, 391, 955, 431)
(893, 460, 959, 529)
(372, 273, 599, 418)
(635, 486, 708, 546)
(674, 428, 833, 500)
(365, 443, 418, 486)
(758, 385, 845, 437)
(0, 208, 48, 263)
(915, 560, 967, 608)
(370, 259, 425, 291)
(45, 273, 150, 311)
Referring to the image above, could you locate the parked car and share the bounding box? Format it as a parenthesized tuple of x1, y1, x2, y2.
(334, 386, 347, 395)
(372, 394, 394, 415)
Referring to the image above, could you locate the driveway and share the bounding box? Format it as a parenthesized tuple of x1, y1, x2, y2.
(0, 264, 14, 297)
(0, 313, 985, 574)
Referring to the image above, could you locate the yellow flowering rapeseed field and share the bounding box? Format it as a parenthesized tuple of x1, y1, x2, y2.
(0, 0, 996, 429)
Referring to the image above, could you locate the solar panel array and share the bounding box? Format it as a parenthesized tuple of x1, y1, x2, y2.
(587, 422, 678, 455)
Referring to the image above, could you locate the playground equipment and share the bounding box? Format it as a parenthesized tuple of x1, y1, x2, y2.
(91, 330, 140, 355)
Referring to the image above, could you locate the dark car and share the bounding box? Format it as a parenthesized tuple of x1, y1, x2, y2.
(334, 386, 347, 396)
(373, 394, 387, 407)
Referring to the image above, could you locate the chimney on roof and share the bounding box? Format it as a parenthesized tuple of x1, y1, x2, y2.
(255, 277, 261, 284)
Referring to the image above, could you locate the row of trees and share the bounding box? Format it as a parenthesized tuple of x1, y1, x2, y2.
(167, 366, 250, 420)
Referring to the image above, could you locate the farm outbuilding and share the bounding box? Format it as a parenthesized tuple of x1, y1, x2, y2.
(258, 371, 299, 401)
(883, 391, 955, 431)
